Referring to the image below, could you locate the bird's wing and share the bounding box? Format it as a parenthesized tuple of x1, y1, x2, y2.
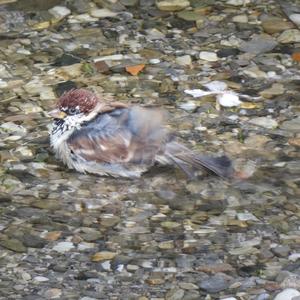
(67, 107, 167, 164)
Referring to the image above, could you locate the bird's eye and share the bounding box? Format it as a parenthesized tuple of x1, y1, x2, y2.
(68, 108, 78, 115)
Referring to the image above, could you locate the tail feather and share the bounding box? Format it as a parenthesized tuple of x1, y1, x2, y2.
(165, 142, 234, 179)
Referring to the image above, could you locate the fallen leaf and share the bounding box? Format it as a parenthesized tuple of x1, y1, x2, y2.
(292, 52, 300, 62)
(125, 64, 145, 76)
(44, 231, 62, 241)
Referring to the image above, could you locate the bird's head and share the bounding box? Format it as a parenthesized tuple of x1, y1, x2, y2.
(49, 89, 100, 121)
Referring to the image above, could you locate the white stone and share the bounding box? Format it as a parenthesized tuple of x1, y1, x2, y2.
(93, 54, 124, 62)
(226, 0, 251, 6)
(289, 253, 300, 262)
(274, 288, 300, 300)
(199, 51, 218, 61)
(149, 58, 161, 64)
(0, 79, 8, 88)
(237, 212, 259, 221)
(69, 14, 98, 23)
(0, 122, 27, 134)
(175, 55, 192, 66)
(33, 276, 49, 282)
(52, 242, 75, 253)
(156, 0, 190, 12)
(184, 89, 211, 97)
(221, 298, 238, 300)
(90, 8, 118, 18)
(179, 101, 197, 111)
(48, 6, 71, 19)
(204, 81, 228, 92)
(16, 48, 31, 55)
(289, 14, 300, 26)
(217, 93, 241, 107)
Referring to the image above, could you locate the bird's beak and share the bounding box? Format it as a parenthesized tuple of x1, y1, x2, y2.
(48, 109, 67, 119)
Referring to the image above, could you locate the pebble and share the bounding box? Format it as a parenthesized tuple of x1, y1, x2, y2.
(52, 242, 75, 253)
(227, 0, 251, 5)
(239, 34, 277, 54)
(33, 276, 49, 283)
(232, 15, 248, 23)
(199, 51, 218, 61)
(179, 101, 197, 111)
(274, 288, 300, 300)
(280, 117, 300, 132)
(249, 117, 278, 129)
(288, 253, 300, 262)
(91, 251, 117, 262)
(48, 6, 71, 19)
(166, 288, 184, 300)
(156, 0, 190, 12)
(199, 274, 231, 293)
(261, 17, 293, 34)
(90, 9, 118, 18)
(272, 245, 290, 257)
(243, 66, 267, 78)
(289, 14, 300, 26)
(44, 288, 62, 299)
(278, 29, 300, 43)
(217, 93, 241, 107)
(259, 83, 284, 98)
(175, 55, 192, 66)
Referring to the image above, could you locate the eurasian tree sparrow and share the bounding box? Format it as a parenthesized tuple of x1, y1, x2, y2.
(49, 89, 234, 179)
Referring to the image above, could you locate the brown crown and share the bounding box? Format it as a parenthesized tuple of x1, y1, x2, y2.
(58, 89, 99, 113)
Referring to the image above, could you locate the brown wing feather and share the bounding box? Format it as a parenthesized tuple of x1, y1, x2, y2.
(67, 106, 167, 165)
(68, 130, 132, 163)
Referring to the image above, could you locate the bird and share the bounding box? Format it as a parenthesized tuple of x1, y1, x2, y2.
(49, 88, 234, 179)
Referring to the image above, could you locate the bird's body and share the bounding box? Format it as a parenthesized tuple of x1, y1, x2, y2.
(49, 89, 234, 179)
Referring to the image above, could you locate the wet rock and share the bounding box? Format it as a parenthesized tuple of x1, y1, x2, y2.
(239, 34, 277, 54)
(290, 14, 300, 26)
(90, 8, 119, 18)
(260, 83, 284, 98)
(198, 273, 232, 293)
(217, 48, 240, 57)
(177, 10, 205, 21)
(199, 51, 218, 61)
(261, 17, 294, 34)
(0, 238, 27, 253)
(166, 288, 185, 300)
(232, 15, 248, 23)
(44, 288, 62, 299)
(280, 117, 300, 132)
(271, 245, 290, 258)
(91, 251, 117, 262)
(249, 117, 278, 129)
(22, 233, 47, 248)
(175, 55, 192, 66)
(227, 0, 250, 5)
(278, 29, 300, 43)
(48, 6, 71, 19)
(156, 0, 190, 12)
